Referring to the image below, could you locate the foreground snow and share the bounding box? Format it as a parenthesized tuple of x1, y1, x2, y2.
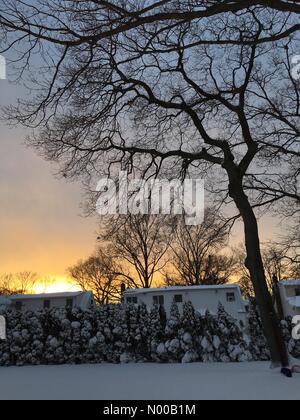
(0, 362, 299, 400)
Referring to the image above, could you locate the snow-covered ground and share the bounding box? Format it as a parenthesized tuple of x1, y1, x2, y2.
(0, 362, 299, 400)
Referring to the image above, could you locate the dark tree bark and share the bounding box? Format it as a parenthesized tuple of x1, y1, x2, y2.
(272, 275, 285, 323)
(228, 175, 289, 366)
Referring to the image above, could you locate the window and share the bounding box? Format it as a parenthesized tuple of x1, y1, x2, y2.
(174, 295, 183, 303)
(226, 292, 236, 303)
(126, 296, 138, 304)
(43, 300, 50, 309)
(295, 288, 300, 297)
(15, 301, 23, 311)
(66, 298, 73, 309)
(153, 295, 164, 305)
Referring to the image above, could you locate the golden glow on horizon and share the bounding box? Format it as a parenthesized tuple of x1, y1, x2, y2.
(33, 277, 81, 294)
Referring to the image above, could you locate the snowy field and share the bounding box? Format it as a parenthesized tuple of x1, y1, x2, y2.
(0, 362, 299, 400)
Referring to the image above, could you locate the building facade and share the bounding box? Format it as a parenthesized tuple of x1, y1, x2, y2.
(5, 291, 94, 312)
(278, 280, 300, 318)
(123, 285, 249, 324)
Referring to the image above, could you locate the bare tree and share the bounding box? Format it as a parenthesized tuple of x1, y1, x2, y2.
(238, 276, 256, 300)
(166, 253, 236, 286)
(277, 224, 300, 278)
(16, 271, 38, 294)
(236, 243, 299, 297)
(166, 209, 235, 286)
(268, 175, 300, 278)
(103, 215, 172, 289)
(0, 1, 299, 50)
(0, 274, 15, 296)
(68, 248, 123, 304)
(1, 0, 299, 367)
(0, 272, 37, 295)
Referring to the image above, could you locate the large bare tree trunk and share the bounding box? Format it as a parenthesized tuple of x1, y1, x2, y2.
(229, 179, 289, 367)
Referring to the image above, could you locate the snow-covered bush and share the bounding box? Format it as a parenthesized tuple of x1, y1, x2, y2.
(164, 301, 183, 362)
(216, 304, 252, 363)
(281, 318, 300, 359)
(248, 304, 270, 361)
(1, 300, 295, 367)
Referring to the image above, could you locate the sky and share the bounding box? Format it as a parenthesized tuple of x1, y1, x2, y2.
(0, 62, 284, 288)
(0, 78, 96, 281)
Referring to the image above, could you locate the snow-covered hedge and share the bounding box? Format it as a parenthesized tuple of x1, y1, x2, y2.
(0, 301, 294, 367)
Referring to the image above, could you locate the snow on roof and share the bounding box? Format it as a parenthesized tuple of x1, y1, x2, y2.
(279, 280, 300, 287)
(287, 296, 300, 308)
(9, 291, 91, 301)
(124, 284, 241, 295)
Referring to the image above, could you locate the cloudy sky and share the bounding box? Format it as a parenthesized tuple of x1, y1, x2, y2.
(0, 71, 282, 284)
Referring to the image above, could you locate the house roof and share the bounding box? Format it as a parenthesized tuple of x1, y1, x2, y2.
(279, 280, 300, 287)
(124, 284, 241, 295)
(9, 291, 91, 301)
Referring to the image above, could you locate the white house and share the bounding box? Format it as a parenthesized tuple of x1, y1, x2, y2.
(278, 280, 300, 318)
(6, 291, 94, 312)
(123, 285, 249, 324)
(0, 296, 11, 311)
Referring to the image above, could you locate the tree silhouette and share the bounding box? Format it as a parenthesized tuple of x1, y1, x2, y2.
(1, 0, 299, 366)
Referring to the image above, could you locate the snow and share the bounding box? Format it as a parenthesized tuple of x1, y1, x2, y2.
(9, 292, 84, 300)
(279, 280, 300, 287)
(0, 362, 299, 400)
(125, 284, 242, 295)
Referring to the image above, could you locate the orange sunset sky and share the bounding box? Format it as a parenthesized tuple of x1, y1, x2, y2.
(0, 75, 96, 287)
